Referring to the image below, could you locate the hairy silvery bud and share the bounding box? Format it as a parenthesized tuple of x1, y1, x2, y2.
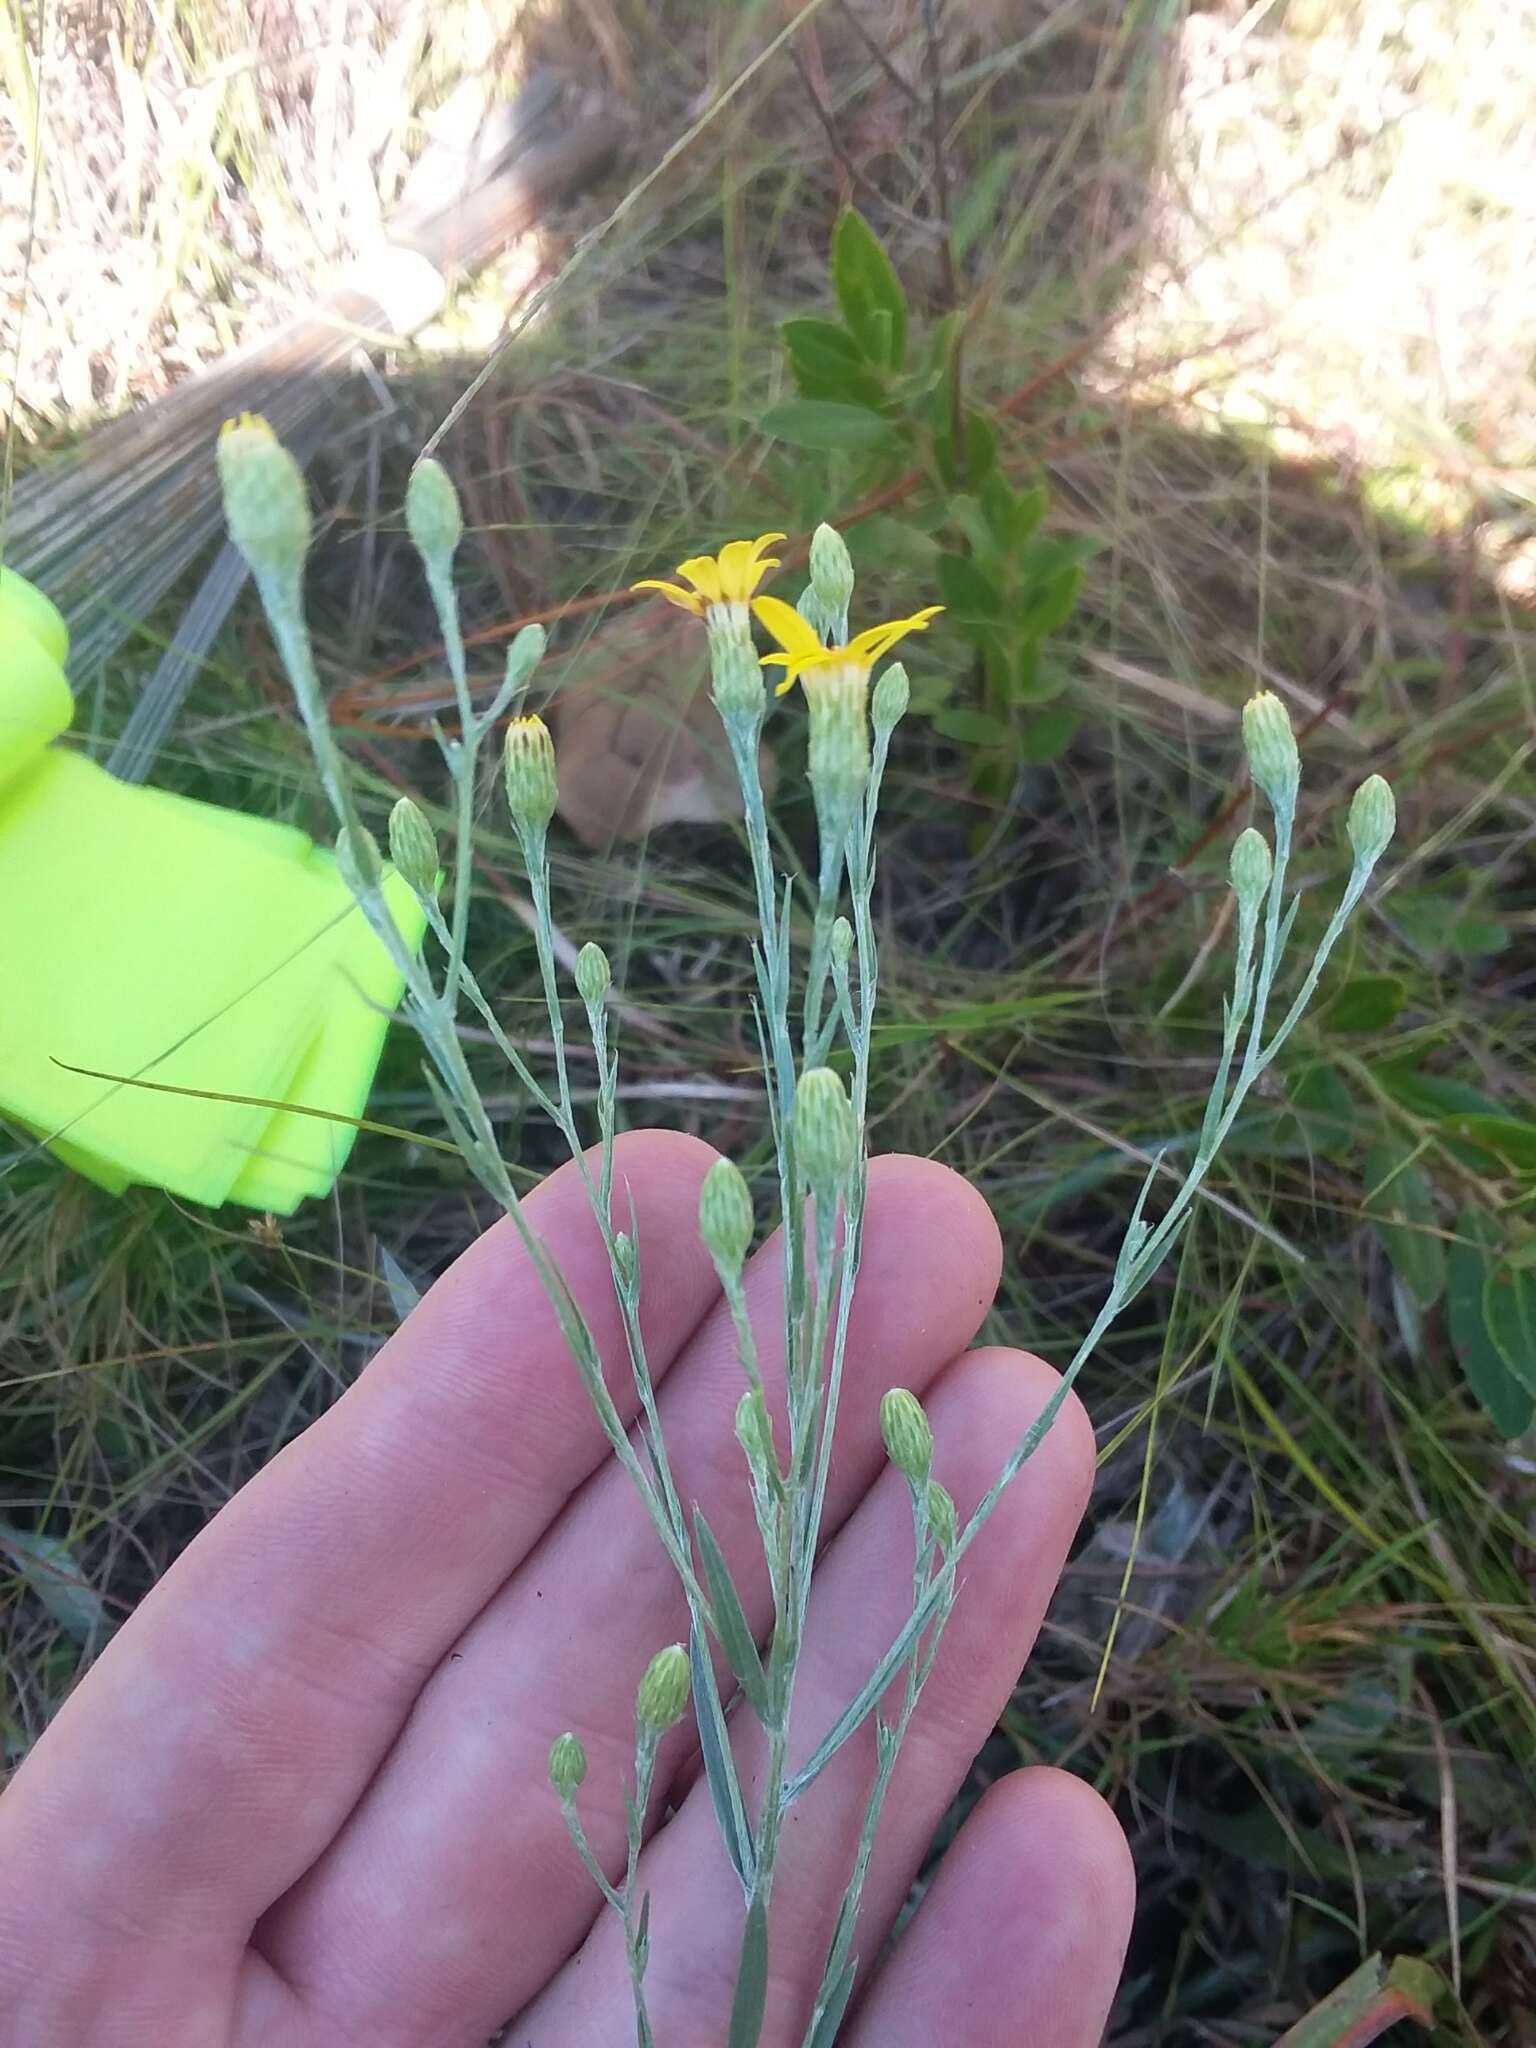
(635, 1644, 691, 1734)
(805, 670, 870, 806)
(548, 1731, 587, 1794)
(871, 661, 910, 735)
(217, 414, 311, 583)
(334, 823, 381, 896)
(501, 622, 548, 711)
(388, 796, 439, 897)
(405, 457, 463, 570)
(708, 626, 766, 719)
(1228, 826, 1272, 912)
(613, 1231, 637, 1288)
(809, 522, 855, 617)
(503, 714, 557, 832)
(735, 1389, 784, 1498)
(795, 1066, 856, 1192)
(575, 942, 611, 1007)
(927, 1480, 957, 1552)
(1241, 692, 1300, 808)
(880, 1387, 934, 1480)
(831, 916, 854, 967)
(699, 1157, 753, 1271)
(1346, 774, 1395, 868)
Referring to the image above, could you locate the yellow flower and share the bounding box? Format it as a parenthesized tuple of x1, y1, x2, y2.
(632, 533, 786, 618)
(751, 594, 943, 695)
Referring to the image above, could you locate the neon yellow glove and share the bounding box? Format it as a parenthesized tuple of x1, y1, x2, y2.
(0, 569, 426, 1212)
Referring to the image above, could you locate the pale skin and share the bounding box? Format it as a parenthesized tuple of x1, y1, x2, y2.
(0, 1134, 1134, 2046)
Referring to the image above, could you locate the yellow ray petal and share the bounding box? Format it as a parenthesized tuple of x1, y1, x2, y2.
(631, 578, 708, 615)
(845, 605, 945, 666)
(751, 593, 825, 662)
(715, 532, 786, 602)
(673, 554, 726, 606)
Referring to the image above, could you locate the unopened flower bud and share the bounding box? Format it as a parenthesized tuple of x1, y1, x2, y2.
(1228, 826, 1272, 911)
(217, 414, 311, 583)
(613, 1231, 637, 1288)
(1241, 692, 1300, 808)
(809, 522, 855, 616)
(635, 1643, 691, 1733)
(871, 661, 910, 734)
(735, 1389, 780, 1483)
(334, 822, 381, 895)
(795, 1066, 856, 1192)
(926, 1480, 957, 1551)
(699, 1157, 753, 1271)
(503, 714, 557, 832)
(1346, 773, 1395, 868)
(405, 457, 463, 569)
(575, 942, 611, 1007)
(388, 796, 439, 896)
(831, 916, 854, 966)
(548, 1730, 587, 1794)
(880, 1387, 934, 1480)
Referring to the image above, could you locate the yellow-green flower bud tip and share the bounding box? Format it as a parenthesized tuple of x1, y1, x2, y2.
(809, 522, 855, 614)
(795, 1066, 856, 1190)
(830, 915, 854, 966)
(927, 1480, 957, 1552)
(217, 413, 311, 582)
(388, 796, 439, 897)
(548, 1730, 587, 1794)
(574, 941, 611, 1007)
(1241, 692, 1300, 808)
(405, 457, 463, 568)
(1228, 826, 1272, 910)
(871, 661, 910, 734)
(699, 1157, 753, 1270)
(503, 714, 557, 831)
(880, 1387, 933, 1481)
(635, 1643, 691, 1733)
(1346, 773, 1395, 867)
(335, 823, 381, 895)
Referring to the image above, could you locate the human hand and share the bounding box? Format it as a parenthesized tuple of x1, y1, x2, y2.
(0, 1135, 1132, 2046)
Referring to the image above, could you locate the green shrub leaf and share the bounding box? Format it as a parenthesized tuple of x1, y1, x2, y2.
(1326, 975, 1406, 1034)
(832, 208, 907, 368)
(1447, 1207, 1536, 1437)
(760, 400, 896, 451)
(1363, 1135, 1445, 1309)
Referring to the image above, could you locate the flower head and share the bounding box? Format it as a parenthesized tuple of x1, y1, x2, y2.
(503, 713, 557, 833)
(751, 594, 942, 695)
(632, 534, 785, 621)
(218, 412, 311, 583)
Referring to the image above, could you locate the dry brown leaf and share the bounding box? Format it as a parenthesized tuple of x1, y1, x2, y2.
(549, 604, 777, 848)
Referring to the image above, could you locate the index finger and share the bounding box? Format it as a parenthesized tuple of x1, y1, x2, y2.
(0, 1131, 721, 1945)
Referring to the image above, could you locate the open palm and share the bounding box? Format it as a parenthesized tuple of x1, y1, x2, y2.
(0, 1135, 1132, 2045)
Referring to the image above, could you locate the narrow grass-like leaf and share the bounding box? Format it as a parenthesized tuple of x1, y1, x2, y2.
(695, 1508, 771, 1720)
(377, 1243, 422, 1323)
(805, 1959, 858, 2048)
(689, 1624, 755, 1892)
(727, 1894, 770, 2048)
